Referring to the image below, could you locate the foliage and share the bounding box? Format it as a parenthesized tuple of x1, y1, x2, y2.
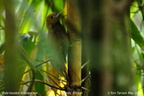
(130, 0, 144, 95)
(0, 0, 66, 96)
(0, 0, 144, 96)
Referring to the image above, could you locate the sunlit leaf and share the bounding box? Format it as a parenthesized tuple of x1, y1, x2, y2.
(130, 1, 139, 18)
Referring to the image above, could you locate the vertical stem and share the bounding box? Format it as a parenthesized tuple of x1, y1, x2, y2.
(67, 0, 81, 96)
(4, 0, 20, 94)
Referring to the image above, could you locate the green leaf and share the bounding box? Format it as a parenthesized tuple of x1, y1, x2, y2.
(53, 0, 64, 12)
(34, 70, 46, 96)
(130, 1, 139, 18)
(20, 32, 37, 55)
(34, 32, 48, 96)
(130, 20, 144, 50)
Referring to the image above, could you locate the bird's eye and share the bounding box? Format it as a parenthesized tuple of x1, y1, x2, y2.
(50, 16, 53, 18)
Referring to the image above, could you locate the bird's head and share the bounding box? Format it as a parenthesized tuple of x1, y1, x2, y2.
(46, 12, 61, 26)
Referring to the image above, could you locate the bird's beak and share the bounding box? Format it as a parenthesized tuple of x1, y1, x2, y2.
(56, 12, 62, 17)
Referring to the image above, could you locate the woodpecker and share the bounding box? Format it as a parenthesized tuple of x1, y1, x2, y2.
(46, 12, 69, 75)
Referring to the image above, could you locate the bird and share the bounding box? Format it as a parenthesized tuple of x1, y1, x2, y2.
(46, 12, 69, 76)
